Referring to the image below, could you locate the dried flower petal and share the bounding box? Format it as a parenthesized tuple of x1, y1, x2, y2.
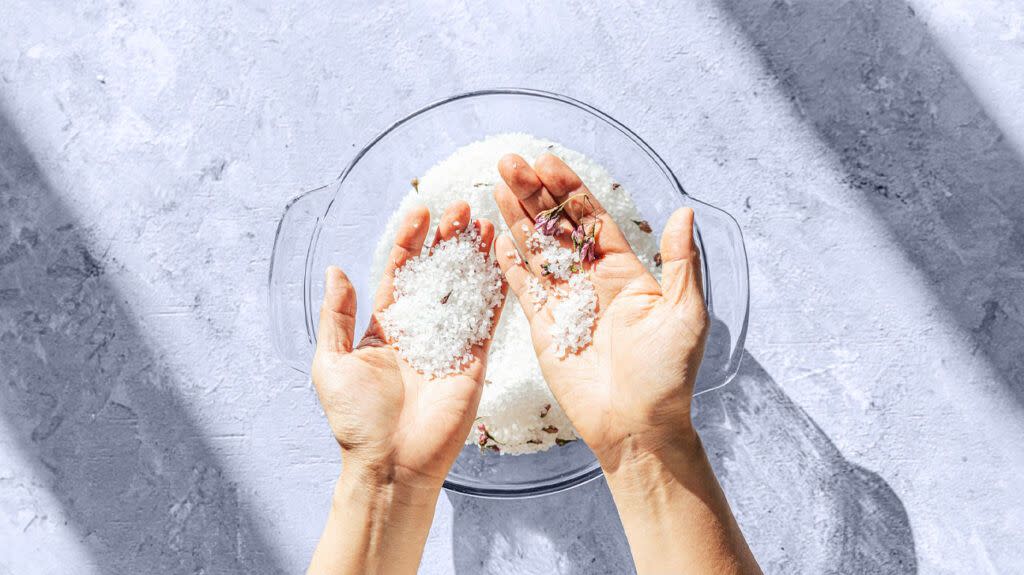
(534, 212, 561, 236)
(579, 240, 597, 263)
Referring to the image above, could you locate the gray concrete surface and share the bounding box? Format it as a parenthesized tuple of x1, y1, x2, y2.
(2, 1, 1023, 573)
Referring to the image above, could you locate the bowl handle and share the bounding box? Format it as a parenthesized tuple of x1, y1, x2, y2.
(689, 198, 750, 396)
(268, 183, 335, 373)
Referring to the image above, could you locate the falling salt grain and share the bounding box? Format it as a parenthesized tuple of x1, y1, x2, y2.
(379, 226, 503, 378)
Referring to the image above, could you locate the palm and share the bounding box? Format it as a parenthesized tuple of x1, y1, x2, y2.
(492, 153, 707, 458)
(527, 253, 706, 455)
(315, 345, 484, 485)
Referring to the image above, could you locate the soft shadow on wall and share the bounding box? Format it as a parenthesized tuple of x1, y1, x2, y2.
(0, 112, 286, 574)
(717, 0, 1024, 400)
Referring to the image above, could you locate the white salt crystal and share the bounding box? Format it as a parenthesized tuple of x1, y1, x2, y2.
(528, 232, 576, 280)
(549, 274, 598, 357)
(379, 226, 503, 378)
(526, 276, 548, 311)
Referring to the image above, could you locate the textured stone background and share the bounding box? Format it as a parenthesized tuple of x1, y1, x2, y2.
(2, 1, 1023, 573)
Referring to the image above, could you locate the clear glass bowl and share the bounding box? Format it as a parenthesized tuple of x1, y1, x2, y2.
(269, 89, 749, 498)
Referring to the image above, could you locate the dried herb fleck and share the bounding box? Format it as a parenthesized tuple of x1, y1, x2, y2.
(654, 252, 662, 267)
(542, 425, 559, 434)
(440, 291, 452, 305)
(632, 219, 653, 234)
(411, 177, 420, 193)
(555, 438, 576, 447)
(540, 404, 551, 418)
(526, 439, 543, 445)
(611, 182, 621, 190)
(476, 422, 502, 452)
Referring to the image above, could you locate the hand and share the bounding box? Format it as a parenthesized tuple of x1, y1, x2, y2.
(492, 153, 708, 469)
(311, 201, 505, 491)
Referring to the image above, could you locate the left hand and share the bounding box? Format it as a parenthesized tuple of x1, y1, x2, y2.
(311, 201, 506, 491)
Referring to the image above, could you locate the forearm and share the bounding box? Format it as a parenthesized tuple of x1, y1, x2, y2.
(308, 468, 440, 575)
(603, 431, 761, 575)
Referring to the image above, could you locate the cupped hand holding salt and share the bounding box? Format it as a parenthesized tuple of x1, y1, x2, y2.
(309, 201, 507, 489)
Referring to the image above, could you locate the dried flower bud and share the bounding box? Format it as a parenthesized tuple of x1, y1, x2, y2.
(411, 177, 420, 193)
(654, 252, 662, 267)
(571, 224, 586, 247)
(534, 212, 561, 236)
(632, 219, 653, 234)
(579, 240, 597, 263)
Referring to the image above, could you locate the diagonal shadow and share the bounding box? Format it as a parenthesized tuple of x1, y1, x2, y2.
(0, 112, 286, 573)
(696, 351, 916, 574)
(449, 321, 914, 573)
(716, 0, 1024, 400)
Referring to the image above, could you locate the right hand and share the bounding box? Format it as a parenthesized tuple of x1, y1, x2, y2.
(492, 153, 709, 469)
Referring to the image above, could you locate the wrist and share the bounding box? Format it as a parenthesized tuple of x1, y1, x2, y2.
(334, 462, 440, 513)
(599, 425, 705, 482)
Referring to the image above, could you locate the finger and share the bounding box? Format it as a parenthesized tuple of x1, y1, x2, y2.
(317, 266, 357, 354)
(494, 233, 540, 322)
(432, 201, 471, 245)
(475, 217, 496, 255)
(372, 205, 431, 316)
(498, 154, 567, 231)
(659, 207, 705, 307)
(533, 153, 635, 256)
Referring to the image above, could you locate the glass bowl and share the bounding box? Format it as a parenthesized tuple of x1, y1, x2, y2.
(269, 88, 749, 498)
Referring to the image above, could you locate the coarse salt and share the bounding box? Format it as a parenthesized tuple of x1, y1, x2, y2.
(549, 274, 598, 357)
(526, 276, 549, 311)
(528, 231, 577, 281)
(379, 226, 503, 378)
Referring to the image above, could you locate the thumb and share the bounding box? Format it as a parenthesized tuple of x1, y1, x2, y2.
(317, 266, 358, 354)
(659, 207, 704, 309)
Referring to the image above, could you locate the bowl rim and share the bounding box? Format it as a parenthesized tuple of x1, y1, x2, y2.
(311, 88, 696, 499)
